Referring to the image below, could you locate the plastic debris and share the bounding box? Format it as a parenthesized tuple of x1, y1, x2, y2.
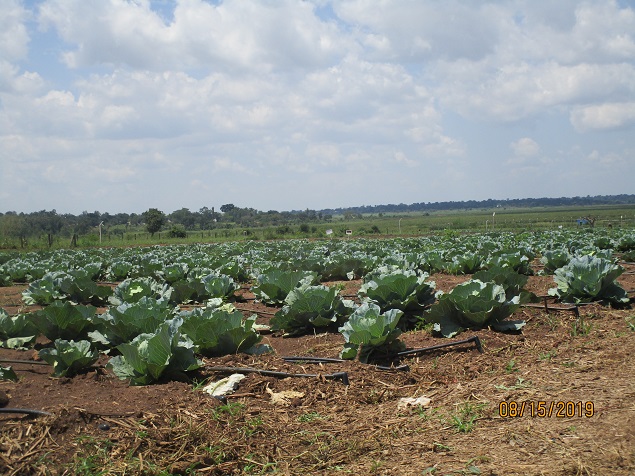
(266, 386, 305, 406)
(397, 396, 432, 411)
(252, 324, 271, 334)
(203, 374, 246, 397)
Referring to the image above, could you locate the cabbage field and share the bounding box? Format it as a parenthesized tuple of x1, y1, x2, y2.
(1, 228, 634, 475)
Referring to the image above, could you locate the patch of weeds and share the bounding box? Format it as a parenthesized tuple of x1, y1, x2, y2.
(542, 313, 560, 331)
(505, 358, 518, 373)
(422, 467, 438, 475)
(328, 465, 352, 472)
(364, 388, 390, 404)
(370, 460, 383, 472)
(570, 316, 592, 337)
(432, 442, 452, 452)
(418, 407, 440, 421)
(416, 321, 435, 334)
(204, 444, 230, 465)
(494, 377, 532, 391)
(242, 454, 277, 474)
(446, 402, 487, 433)
(332, 283, 346, 292)
(298, 411, 326, 422)
(241, 416, 264, 438)
(464, 464, 482, 475)
(561, 361, 575, 368)
(211, 402, 245, 420)
(437, 462, 482, 475)
(191, 377, 210, 392)
(626, 316, 635, 331)
(71, 435, 115, 475)
(539, 350, 557, 361)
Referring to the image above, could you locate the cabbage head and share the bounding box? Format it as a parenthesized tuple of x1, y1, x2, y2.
(424, 279, 526, 338)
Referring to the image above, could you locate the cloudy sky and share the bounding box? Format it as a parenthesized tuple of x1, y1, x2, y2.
(1, 0, 634, 215)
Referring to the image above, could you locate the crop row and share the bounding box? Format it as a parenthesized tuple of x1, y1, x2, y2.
(0, 228, 633, 385)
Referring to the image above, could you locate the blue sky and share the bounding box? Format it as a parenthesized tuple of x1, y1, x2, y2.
(1, 0, 634, 215)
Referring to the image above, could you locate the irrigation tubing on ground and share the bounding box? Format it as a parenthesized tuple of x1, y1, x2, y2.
(395, 335, 483, 358)
(233, 306, 277, 316)
(282, 356, 409, 372)
(206, 365, 350, 385)
(0, 359, 49, 366)
(0, 408, 52, 417)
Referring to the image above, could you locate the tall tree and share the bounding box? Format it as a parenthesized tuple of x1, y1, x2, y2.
(0, 213, 29, 247)
(143, 208, 165, 237)
(169, 208, 197, 230)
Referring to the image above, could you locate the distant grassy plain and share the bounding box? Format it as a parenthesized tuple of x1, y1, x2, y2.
(62, 203, 635, 248)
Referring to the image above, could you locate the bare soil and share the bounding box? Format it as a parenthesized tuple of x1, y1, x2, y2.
(1, 266, 634, 475)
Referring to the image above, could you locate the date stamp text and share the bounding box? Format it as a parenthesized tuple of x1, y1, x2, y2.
(498, 401, 594, 418)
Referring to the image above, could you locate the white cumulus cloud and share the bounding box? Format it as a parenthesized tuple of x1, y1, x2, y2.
(511, 138, 541, 157)
(570, 102, 635, 132)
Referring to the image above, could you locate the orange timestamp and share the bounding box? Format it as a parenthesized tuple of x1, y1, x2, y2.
(498, 401, 594, 418)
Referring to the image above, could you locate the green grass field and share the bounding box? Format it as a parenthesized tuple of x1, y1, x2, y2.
(52, 203, 635, 249)
(3, 204, 634, 250)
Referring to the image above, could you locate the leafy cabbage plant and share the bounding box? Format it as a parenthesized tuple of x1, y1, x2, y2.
(109, 277, 173, 306)
(251, 269, 318, 305)
(339, 303, 405, 363)
(89, 297, 175, 348)
(60, 269, 113, 305)
(0, 271, 11, 287)
(157, 262, 189, 284)
(358, 269, 435, 328)
(39, 339, 99, 377)
(22, 272, 67, 305)
(179, 307, 264, 356)
(444, 252, 484, 275)
(548, 255, 629, 305)
(23, 270, 112, 306)
(359, 269, 436, 312)
(473, 267, 537, 302)
(107, 318, 200, 386)
(0, 309, 38, 349)
(201, 274, 237, 301)
(425, 279, 527, 338)
(3, 260, 31, 283)
(0, 366, 18, 382)
(486, 250, 534, 275)
(320, 255, 370, 281)
(170, 273, 237, 304)
(107, 260, 134, 281)
(30, 301, 97, 341)
(214, 260, 249, 283)
(539, 249, 572, 274)
(270, 284, 355, 336)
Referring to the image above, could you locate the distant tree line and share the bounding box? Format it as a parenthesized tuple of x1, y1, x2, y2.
(0, 204, 332, 247)
(315, 194, 635, 216)
(1, 194, 633, 247)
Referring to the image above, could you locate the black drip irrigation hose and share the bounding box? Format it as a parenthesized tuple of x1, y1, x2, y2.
(396, 335, 483, 358)
(282, 356, 409, 372)
(233, 306, 277, 316)
(283, 336, 482, 369)
(0, 408, 52, 416)
(0, 359, 49, 366)
(206, 365, 350, 386)
(521, 296, 580, 317)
